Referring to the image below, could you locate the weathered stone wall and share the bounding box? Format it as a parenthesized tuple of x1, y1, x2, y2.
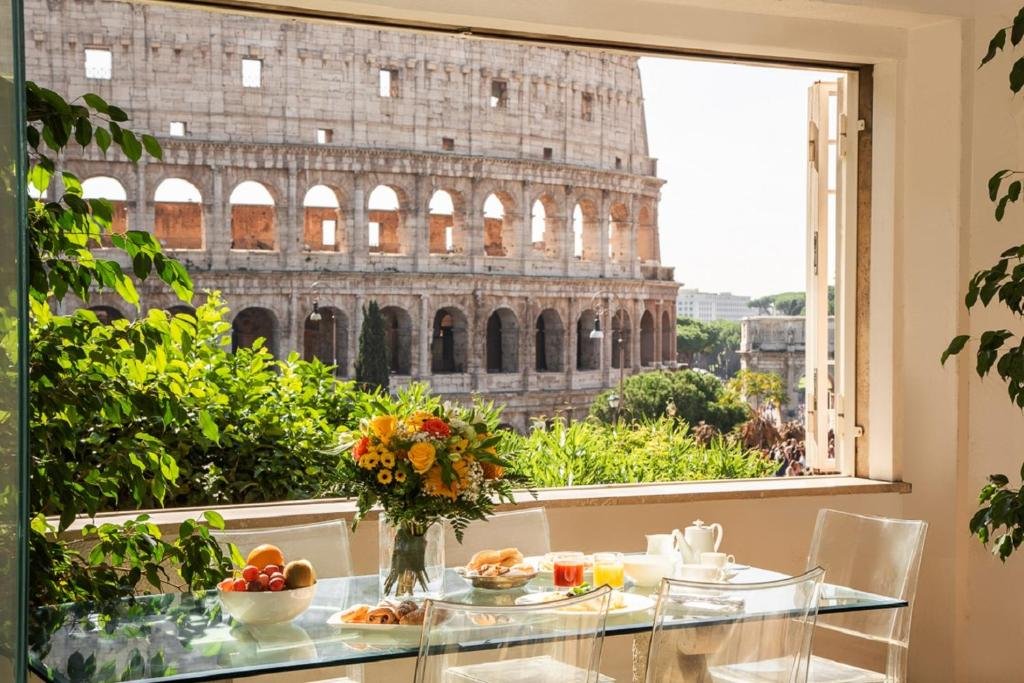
(29, 0, 680, 428)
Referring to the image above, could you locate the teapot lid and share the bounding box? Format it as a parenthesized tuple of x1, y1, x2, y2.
(690, 519, 707, 528)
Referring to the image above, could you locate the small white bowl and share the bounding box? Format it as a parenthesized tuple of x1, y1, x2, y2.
(622, 555, 675, 586)
(218, 585, 317, 626)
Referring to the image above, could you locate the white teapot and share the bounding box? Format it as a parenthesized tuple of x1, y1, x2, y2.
(676, 519, 723, 564)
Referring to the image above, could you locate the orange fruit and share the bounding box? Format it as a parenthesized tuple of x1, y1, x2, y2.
(246, 543, 285, 570)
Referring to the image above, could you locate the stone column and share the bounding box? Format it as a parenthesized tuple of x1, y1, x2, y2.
(411, 175, 427, 269)
(563, 188, 576, 276)
(631, 298, 642, 372)
(353, 293, 364, 376)
(469, 289, 484, 390)
(603, 296, 614, 386)
(418, 294, 430, 379)
(653, 301, 662, 368)
(520, 182, 532, 276)
(566, 297, 577, 387)
(522, 297, 534, 389)
(628, 195, 640, 278)
(467, 179, 483, 272)
(283, 159, 299, 265)
(210, 165, 228, 269)
(287, 290, 302, 359)
(599, 190, 611, 278)
(135, 158, 149, 235)
(351, 173, 366, 269)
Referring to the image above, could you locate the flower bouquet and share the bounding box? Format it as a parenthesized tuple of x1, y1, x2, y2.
(335, 387, 527, 598)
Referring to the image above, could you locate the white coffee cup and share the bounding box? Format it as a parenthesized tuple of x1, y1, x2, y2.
(700, 551, 736, 569)
(677, 563, 722, 582)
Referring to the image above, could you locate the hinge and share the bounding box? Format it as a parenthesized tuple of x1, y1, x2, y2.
(853, 424, 865, 438)
(857, 118, 866, 132)
(808, 121, 818, 167)
(813, 232, 819, 276)
(839, 114, 848, 159)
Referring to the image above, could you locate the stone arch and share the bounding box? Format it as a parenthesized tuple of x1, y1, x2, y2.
(380, 305, 413, 375)
(572, 197, 600, 261)
(87, 305, 126, 324)
(166, 305, 196, 319)
(485, 307, 519, 373)
(637, 202, 657, 262)
(303, 305, 348, 376)
(229, 181, 277, 250)
(609, 201, 629, 262)
(303, 184, 345, 253)
(232, 307, 279, 358)
(576, 308, 600, 371)
(367, 183, 410, 254)
(612, 309, 632, 369)
(661, 309, 674, 362)
(482, 191, 516, 257)
(153, 178, 204, 250)
(431, 306, 468, 373)
(535, 308, 564, 372)
(640, 309, 656, 367)
(82, 176, 129, 238)
(530, 192, 560, 257)
(428, 188, 466, 255)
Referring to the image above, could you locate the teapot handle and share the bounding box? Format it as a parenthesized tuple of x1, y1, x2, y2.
(710, 523, 723, 551)
(671, 528, 687, 553)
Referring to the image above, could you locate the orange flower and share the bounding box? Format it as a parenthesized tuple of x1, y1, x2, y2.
(423, 465, 460, 500)
(369, 415, 398, 443)
(353, 436, 369, 460)
(481, 460, 504, 480)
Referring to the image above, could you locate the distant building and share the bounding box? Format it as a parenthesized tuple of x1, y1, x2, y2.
(676, 289, 752, 323)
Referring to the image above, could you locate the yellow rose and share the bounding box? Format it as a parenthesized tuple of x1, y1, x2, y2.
(369, 415, 398, 443)
(423, 465, 459, 500)
(408, 442, 437, 473)
(377, 469, 393, 485)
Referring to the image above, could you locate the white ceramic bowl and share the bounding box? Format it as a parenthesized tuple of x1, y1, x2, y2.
(622, 555, 675, 586)
(218, 585, 317, 626)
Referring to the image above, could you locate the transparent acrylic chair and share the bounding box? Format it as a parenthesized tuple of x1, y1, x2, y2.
(802, 509, 927, 683)
(212, 520, 360, 683)
(414, 584, 613, 683)
(212, 519, 353, 578)
(444, 508, 551, 567)
(645, 568, 825, 683)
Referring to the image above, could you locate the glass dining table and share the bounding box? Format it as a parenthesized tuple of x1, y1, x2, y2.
(28, 566, 907, 683)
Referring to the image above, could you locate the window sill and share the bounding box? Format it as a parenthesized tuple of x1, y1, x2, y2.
(61, 477, 910, 532)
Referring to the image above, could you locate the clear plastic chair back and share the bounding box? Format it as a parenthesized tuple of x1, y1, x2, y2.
(646, 568, 825, 683)
(444, 508, 551, 567)
(414, 585, 612, 683)
(212, 519, 353, 578)
(806, 509, 927, 679)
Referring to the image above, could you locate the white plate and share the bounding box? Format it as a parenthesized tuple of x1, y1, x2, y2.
(326, 612, 422, 633)
(515, 591, 654, 616)
(727, 563, 750, 571)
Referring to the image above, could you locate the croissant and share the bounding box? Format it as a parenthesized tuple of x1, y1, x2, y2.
(339, 604, 370, 624)
(399, 607, 426, 625)
(367, 607, 399, 624)
(498, 548, 524, 567)
(395, 600, 419, 618)
(467, 549, 503, 570)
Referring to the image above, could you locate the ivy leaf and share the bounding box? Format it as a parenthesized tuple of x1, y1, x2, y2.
(941, 335, 970, 365)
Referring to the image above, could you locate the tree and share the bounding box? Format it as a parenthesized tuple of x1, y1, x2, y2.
(746, 288, 834, 316)
(725, 369, 788, 413)
(676, 317, 741, 377)
(942, 15, 1024, 561)
(355, 300, 390, 393)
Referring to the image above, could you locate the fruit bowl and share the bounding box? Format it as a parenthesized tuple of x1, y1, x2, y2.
(218, 584, 317, 626)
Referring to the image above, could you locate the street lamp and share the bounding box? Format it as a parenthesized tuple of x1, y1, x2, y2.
(587, 293, 628, 424)
(308, 297, 338, 375)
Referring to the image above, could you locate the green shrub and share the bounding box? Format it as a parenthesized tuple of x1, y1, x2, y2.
(589, 369, 748, 432)
(504, 418, 775, 487)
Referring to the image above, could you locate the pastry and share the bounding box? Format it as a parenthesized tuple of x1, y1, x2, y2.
(498, 547, 524, 567)
(399, 607, 426, 625)
(339, 604, 370, 624)
(395, 600, 419, 618)
(467, 549, 503, 571)
(367, 606, 399, 624)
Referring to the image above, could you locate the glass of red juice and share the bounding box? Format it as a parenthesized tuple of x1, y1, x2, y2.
(551, 552, 586, 588)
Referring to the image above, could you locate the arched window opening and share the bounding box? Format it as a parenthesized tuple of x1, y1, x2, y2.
(154, 178, 203, 250)
(609, 202, 629, 262)
(303, 305, 348, 376)
(637, 204, 657, 262)
(431, 307, 467, 373)
(535, 309, 564, 373)
(572, 200, 599, 261)
(531, 199, 547, 247)
(485, 308, 519, 374)
(576, 309, 600, 371)
(232, 307, 278, 358)
(87, 305, 125, 324)
(82, 176, 129, 239)
(611, 309, 632, 369)
(229, 181, 276, 251)
(661, 310, 674, 362)
(640, 310, 656, 367)
(380, 306, 413, 375)
(303, 185, 344, 253)
(483, 192, 515, 257)
(368, 185, 403, 254)
(428, 189, 463, 255)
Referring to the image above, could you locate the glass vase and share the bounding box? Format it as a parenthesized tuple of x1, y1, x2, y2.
(378, 517, 445, 599)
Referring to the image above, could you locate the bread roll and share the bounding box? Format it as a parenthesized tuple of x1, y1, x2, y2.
(367, 607, 399, 624)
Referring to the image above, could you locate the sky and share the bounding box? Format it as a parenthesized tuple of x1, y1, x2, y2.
(638, 58, 842, 299)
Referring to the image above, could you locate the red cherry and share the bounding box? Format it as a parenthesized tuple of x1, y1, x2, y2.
(242, 565, 260, 582)
(232, 578, 247, 591)
(263, 564, 281, 576)
(246, 580, 263, 592)
(257, 574, 270, 588)
(269, 577, 285, 591)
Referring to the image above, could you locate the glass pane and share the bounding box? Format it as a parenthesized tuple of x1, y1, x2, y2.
(0, 0, 26, 677)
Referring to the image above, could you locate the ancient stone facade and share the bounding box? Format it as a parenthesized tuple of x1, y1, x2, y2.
(27, 0, 679, 429)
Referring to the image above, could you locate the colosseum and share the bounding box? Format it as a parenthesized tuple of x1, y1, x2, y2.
(27, 0, 679, 428)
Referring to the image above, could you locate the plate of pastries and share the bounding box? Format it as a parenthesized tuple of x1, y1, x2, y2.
(328, 599, 427, 631)
(455, 547, 539, 590)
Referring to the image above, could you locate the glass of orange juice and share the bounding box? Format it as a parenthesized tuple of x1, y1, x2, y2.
(593, 552, 625, 589)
